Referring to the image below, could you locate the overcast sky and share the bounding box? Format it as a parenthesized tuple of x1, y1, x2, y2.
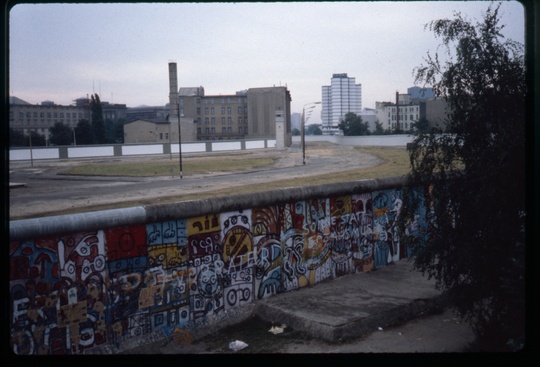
(9, 1, 525, 124)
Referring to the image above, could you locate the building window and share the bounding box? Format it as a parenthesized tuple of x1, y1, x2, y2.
(221, 107, 226, 114)
(205, 127, 210, 134)
(239, 116, 243, 124)
(211, 127, 215, 133)
(205, 108, 209, 115)
(211, 107, 214, 115)
(227, 117, 232, 125)
(228, 127, 232, 133)
(227, 107, 231, 115)
(160, 133, 163, 140)
(222, 127, 227, 133)
(165, 133, 169, 140)
(197, 107, 201, 115)
(211, 117, 215, 125)
(239, 127, 243, 134)
(205, 117, 209, 125)
(222, 117, 226, 124)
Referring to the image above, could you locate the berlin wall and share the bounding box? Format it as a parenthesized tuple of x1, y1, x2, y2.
(8, 174, 431, 355)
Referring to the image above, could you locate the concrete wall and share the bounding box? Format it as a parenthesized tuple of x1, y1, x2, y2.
(9, 138, 277, 162)
(8, 175, 430, 355)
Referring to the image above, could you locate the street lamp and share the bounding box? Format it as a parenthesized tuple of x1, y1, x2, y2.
(302, 102, 321, 165)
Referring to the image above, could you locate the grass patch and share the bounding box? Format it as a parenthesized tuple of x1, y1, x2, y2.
(59, 157, 278, 177)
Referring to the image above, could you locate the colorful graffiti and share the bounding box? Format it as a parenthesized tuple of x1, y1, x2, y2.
(10, 187, 424, 355)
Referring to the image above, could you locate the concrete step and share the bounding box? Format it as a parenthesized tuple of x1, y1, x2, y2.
(254, 259, 447, 342)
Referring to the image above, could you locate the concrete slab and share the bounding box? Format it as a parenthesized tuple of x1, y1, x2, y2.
(254, 259, 447, 342)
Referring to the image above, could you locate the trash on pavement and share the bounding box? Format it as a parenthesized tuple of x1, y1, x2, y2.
(378, 327, 384, 331)
(229, 340, 248, 351)
(269, 324, 286, 335)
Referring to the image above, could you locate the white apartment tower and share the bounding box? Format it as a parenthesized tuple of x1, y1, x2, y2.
(321, 73, 362, 135)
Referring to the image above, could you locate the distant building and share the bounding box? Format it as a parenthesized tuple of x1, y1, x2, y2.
(126, 105, 168, 122)
(359, 108, 377, 132)
(375, 93, 420, 131)
(123, 117, 196, 144)
(375, 88, 449, 131)
(178, 85, 291, 142)
(246, 87, 291, 142)
(123, 119, 171, 143)
(291, 112, 302, 131)
(407, 86, 435, 101)
(321, 73, 362, 135)
(9, 97, 91, 144)
(102, 101, 127, 122)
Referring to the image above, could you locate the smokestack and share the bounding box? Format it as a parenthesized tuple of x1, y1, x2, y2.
(169, 62, 178, 122)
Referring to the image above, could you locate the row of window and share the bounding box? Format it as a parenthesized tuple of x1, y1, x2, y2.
(198, 97, 247, 104)
(391, 122, 412, 129)
(197, 106, 248, 115)
(391, 114, 419, 121)
(388, 106, 419, 113)
(197, 127, 248, 134)
(202, 117, 249, 125)
(12, 111, 87, 119)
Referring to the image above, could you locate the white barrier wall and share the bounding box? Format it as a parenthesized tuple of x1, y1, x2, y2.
(122, 144, 164, 156)
(9, 148, 60, 160)
(293, 134, 415, 146)
(68, 146, 115, 158)
(212, 141, 242, 151)
(172, 143, 206, 153)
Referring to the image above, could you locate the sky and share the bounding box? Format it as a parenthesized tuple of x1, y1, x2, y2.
(8, 1, 525, 124)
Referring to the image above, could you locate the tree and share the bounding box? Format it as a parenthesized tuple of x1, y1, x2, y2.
(307, 124, 322, 135)
(49, 122, 73, 146)
(113, 119, 127, 143)
(10, 128, 26, 147)
(91, 93, 106, 144)
(292, 128, 301, 136)
(412, 117, 431, 134)
(338, 112, 370, 136)
(398, 3, 526, 351)
(373, 121, 385, 135)
(75, 119, 95, 145)
(28, 130, 46, 146)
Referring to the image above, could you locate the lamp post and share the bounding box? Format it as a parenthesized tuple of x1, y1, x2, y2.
(302, 102, 321, 165)
(177, 101, 183, 179)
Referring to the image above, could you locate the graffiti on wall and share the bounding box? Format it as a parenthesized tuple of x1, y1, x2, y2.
(10, 187, 421, 355)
